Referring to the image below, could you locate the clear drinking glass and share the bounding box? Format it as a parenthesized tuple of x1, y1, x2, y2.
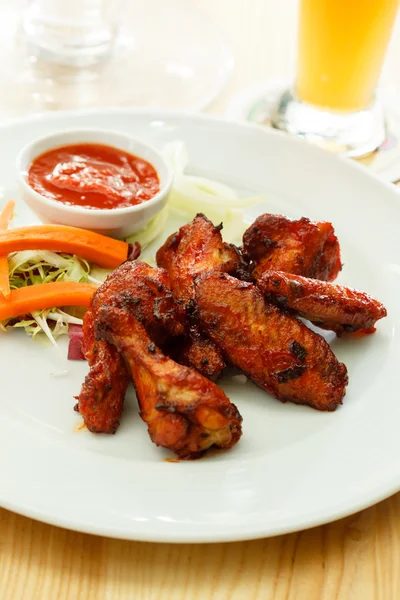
(272, 0, 400, 157)
(0, 0, 233, 118)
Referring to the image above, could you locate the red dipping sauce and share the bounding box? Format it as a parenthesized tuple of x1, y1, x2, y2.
(27, 143, 160, 210)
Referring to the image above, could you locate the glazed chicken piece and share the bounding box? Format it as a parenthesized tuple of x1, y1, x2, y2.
(170, 323, 226, 381)
(194, 273, 348, 411)
(242, 213, 342, 281)
(156, 213, 248, 379)
(78, 309, 130, 434)
(157, 213, 249, 304)
(96, 306, 242, 459)
(257, 271, 387, 335)
(78, 261, 185, 433)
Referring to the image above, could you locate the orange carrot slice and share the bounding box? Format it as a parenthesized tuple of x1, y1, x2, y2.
(0, 200, 15, 298)
(0, 282, 97, 321)
(0, 200, 15, 230)
(0, 257, 11, 298)
(0, 225, 129, 269)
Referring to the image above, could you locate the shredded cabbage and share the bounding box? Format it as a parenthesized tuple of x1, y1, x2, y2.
(162, 141, 267, 243)
(5, 250, 95, 341)
(125, 206, 169, 249)
(9, 250, 90, 288)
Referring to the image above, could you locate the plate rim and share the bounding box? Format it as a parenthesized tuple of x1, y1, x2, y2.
(1, 477, 399, 543)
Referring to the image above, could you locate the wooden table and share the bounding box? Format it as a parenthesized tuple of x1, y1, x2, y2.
(2, 1, 400, 598)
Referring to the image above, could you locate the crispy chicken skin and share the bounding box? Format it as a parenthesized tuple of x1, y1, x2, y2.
(156, 213, 248, 379)
(257, 271, 388, 335)
(169, 323, 226, 381)
(170, 322, 225, 381)
(156, 213, 249, 304)
(78, 261, 185, 434)
(90, 261, 185, 343)
(194, 273, 348, 411)
(242, 213, 342, 281)
(79, 309, 130, 434)
(96, 306, 243, 459)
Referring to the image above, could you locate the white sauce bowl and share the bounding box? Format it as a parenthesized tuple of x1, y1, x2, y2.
(16, 129, 173, 238)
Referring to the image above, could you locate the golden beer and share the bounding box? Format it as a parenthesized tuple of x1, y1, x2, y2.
(296, 0, 399, 112)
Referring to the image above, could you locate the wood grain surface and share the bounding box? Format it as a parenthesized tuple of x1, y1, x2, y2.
(2, 1, 400, 599)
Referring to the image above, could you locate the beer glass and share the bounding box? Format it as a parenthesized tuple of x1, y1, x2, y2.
(272, 0, 400, 157)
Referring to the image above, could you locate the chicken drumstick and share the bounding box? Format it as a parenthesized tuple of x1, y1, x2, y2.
(96, 306, 243, 459)
(77, 261, 185, 433)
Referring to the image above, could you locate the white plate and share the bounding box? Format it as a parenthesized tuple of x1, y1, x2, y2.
(0, 109, 399, 543)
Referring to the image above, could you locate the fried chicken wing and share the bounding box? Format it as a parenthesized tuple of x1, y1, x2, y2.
(194, 273, 348, 411)
(242, 213, 342, 281)
(78, 309, 130, 434)
(78, 261, 185, 433)
(157, 213, 248, 304)
(96, 306, 242, 459)
(156, 213, 248, 379)
(257, 270, 387, 335)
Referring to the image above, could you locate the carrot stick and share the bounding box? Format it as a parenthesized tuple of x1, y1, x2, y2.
(0, 225, 129, 269)
(0, 282, 97, 321)
(0, 257, 10, 298)
(0, 200, 15, 229)
(0, 200, 15, 299)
